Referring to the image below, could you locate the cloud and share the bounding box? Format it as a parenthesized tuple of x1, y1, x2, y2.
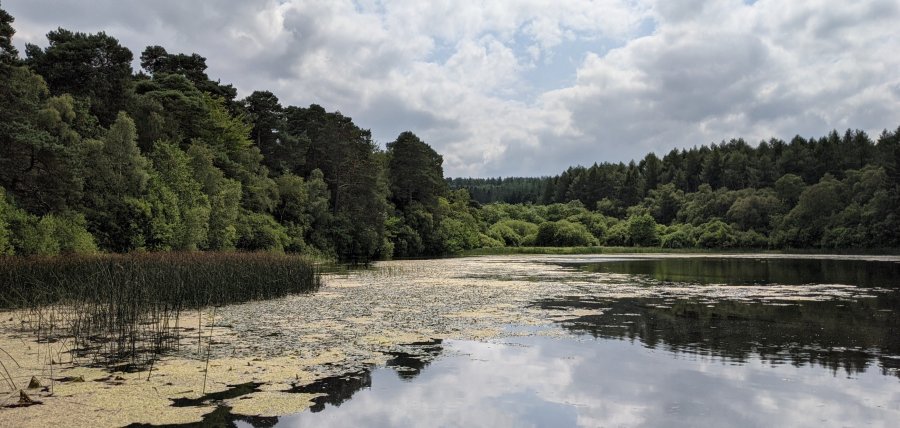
(277, 337, 900, 427)
(5, 0, 899, 176)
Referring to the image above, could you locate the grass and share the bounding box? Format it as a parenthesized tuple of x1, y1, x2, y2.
(0, 252, 321, 369)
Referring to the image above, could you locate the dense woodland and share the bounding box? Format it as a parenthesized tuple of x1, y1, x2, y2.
(1, 4, 898, 262)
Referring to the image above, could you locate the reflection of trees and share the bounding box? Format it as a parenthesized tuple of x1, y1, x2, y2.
(386, 339, 444, 380)
(126, 404, 279, 428)
(538, 295, 900, 378)
(285, 371, 372, 412)
(577, 258, 900, 288)
(283, 340, 444, 412)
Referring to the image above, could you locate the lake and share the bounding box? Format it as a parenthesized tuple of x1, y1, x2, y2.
(277, 255, 900, 428)
(2, 254, 899, 427)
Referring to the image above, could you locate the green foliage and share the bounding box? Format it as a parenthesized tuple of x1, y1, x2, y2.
(565, 212, 610, 241)
(5, 208, 58, 256)
(0, 3, 18, 65)
(604, 221, 629, 246)
(627, 214, 659, 247)
(644, 183, 684, 224)
(236, 211, 288, 251)
(2, 4, 898, 261)
(25, 28, 133, 125)
(148, 140, 211, 250)
(726, 190, 781, 231)
(488, 219, 539, 247)
(80, 113, 154, 251)
(774, 173, 805, 206)
(534, 220, 598, 247)
(388, 131, 447, 209)
(0, 187, 96, 256)
(696, 220, 737, 248)
(0, 189, 11, 255)
(437, 190, 482, 254)
(660, 224, 696, 248)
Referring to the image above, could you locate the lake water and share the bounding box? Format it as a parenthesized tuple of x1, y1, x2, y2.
(233, 255, 900, 427)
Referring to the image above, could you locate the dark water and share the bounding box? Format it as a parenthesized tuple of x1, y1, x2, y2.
(256, 257, 900, 426)
(572, 256, 900, 287)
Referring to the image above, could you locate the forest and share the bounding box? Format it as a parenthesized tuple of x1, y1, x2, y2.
(1, 3, 899, 262)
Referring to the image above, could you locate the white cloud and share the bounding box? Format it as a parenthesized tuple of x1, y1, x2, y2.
(5, 0, 899, 176)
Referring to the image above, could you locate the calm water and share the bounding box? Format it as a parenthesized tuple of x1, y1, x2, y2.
(233, 257, 900, 427)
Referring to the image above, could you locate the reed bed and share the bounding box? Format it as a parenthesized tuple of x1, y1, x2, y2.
(0, 252, 321, 369)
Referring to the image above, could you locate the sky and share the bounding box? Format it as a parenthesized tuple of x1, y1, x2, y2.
(5, 0, 900, 177)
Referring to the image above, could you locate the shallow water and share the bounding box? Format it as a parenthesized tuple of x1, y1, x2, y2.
(282, 335, 899, 427)
(3, 254, 899, 427)
(273, 255, 900, 427)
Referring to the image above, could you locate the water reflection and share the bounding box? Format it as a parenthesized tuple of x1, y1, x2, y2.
(569, 257, 900, 288)
(541, 257, 900, 378)
(133, 256, 900, 427)
(537, 296, 900, 378)
(284, 371, 372, 412)
(280, 337, 900, 427)
(281, 257, 900, 427)
(385, 339, 444, 380)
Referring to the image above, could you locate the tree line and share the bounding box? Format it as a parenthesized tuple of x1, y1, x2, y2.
(2, 3, 898, 260)
(0, 4, 463, 261)
(452, 128, 900, 250)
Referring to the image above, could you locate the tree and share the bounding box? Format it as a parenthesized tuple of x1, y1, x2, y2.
(774, 173, 805, 207)
(627, 213, 659, 247)
(140, 45, 237, 102)
(0, 67, 84, 214)
(388, 131, 447, 209)
(148, 140, 211, 250)
(641, 153, 662, 191)
(284, 104, 389, 261)
(25, 28, 133, 125)
(0, 2, 19, 65)
(241, 90, 305, 173)
(81, 112, 153, 251)
(644, 183, 683, 225)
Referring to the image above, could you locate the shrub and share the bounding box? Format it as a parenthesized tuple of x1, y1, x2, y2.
(604, 221, 629, 246)
(488, 219, 539, 247)
(660, 225, 696, 248)
(627, 214, 659, 247)
(534, 220, 598, 247)
(236, 212, 288, 251)
(695, 220, 737, 248)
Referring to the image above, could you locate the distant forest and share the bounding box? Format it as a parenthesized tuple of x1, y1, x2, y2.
(450, 127, 900, 249)
(1, 3, 898, 261)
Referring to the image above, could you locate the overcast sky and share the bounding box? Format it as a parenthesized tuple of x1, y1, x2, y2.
(5, 0, 900, 177)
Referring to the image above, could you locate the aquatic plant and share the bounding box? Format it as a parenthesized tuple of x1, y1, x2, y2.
(0, 252, 321, 368)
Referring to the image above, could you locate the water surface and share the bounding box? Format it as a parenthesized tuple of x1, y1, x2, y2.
(278, 256, 900, 427)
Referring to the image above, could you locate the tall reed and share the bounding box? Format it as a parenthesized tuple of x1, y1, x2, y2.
(0, 252, 321, 369)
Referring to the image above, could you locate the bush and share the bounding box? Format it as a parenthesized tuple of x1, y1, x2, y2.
(488, 219, 539, 247)
(439, 217, 481, 253)
(604, 221, 629, 246)
(236, 212, 288, 251)
(566, 212, 609, 241)
(627, 214, 659, 247)
(478, 233, 505, 248)
(534, 220, 598, 247)
(660, 225, 696, 248)
(695, 220, 737, 248)
(46, 213, 98, 254)
(735, 229, 769, 248)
